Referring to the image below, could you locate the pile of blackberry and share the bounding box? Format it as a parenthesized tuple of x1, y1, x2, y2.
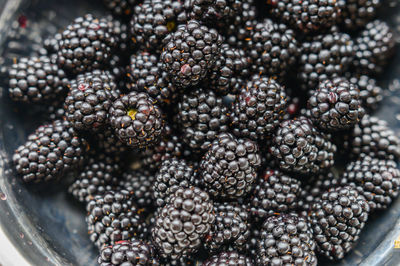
(7, 0, 400, 265)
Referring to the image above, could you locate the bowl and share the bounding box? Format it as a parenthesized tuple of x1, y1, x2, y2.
(0, 0, 400, 265)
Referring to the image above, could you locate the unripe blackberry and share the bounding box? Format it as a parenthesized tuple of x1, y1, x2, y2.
(203, 252, 253, 266)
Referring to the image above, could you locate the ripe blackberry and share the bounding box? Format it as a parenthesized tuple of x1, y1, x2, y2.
(339, 0, 381, 30)
(308, 78, 365, 131)
(203, 252, 253, 266)
(43, 33, 61, 55)
(243, 227, 261, 258)
(204, 203, 250, 253)
(152, 186, 215, 259)
(341, 156, 400, 211)
(308, 186, 369, 260)
(225, 20, 255, 50)
(298, 31, 354, 91)
(176, 88, 230, 153)
(199, 133, 261, 199)
(8, 56, 68, 103)
(231, 75, 287, 141)
(131, 0, 187, 52)
(109, 91, 164, 149)
(95, 126, 130, 155)
(161, 20, 223, 88)
(64, 70, 119, 131)
(353, 20, 396, 76)
(247, 19, 298, 78)
(249, 169, 303, 221)
(346, 74, 383, 111)
(270, 117, 337, 174)
(13, 120, 88, 183)
(103, 0, 137, 18)
(98, 239, 159, 265)
(86, 190, 144, 249)
(108, 17, 135, 56)
(267, 0, 343, 34)
(57, 14, 115, 74)
(257, 213, 317, 266)
(153, 158, 195, 208)
(119, 169, 155, 208)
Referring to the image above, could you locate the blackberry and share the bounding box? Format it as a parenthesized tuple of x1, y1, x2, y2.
(247, 19, 298, 78)
(64, 70, 119, 131)
(176, 88, 230, 153)
(8, 56, 68, 103)
(199, 133, 261, 199)
(243, 227, 261, 258)
(103, 0, 137, 18)
(353, 20, 396, 76)
(341, 156, 400, 211)
(131, 0, 187, 52)
(346, 74, 383, 111)
(231, 75, 287, 141)
(13, 120, 87, 183)
(108, 18, 135, 56)
(98, 239, 159, 265)
(257, 213, 317, 266)
(43, 33, 61, 55)
(309, 186, 369, 260)
(152, 186, 215, 259)
(267, 0, 343, 34)
(225, 20, 256, 50)
(270, 117, 337, 174)
(57, 14, 115, 74)
(339, 0, 381, 30)
(153, 158, 195, 208)
(249, 169, 303, 221)
(86, 190, 144, 249)
(119, 169, 155, 208)
(161, 20, 223, 88)
(95, 126, 130, 155)
(203, 252, 253, 266)
(204, 203, 250, 253)
(308, 78, 365, 131)
(109, 91, 164, 149)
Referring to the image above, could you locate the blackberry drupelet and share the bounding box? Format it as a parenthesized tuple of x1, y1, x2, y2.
(199, 133, 261, 199)
(270, 116, 337, 174)
(8, 56, 68, 103)
(109, 91, 164, 149)
(341, 156, 400, 211)
(119, 169, 155, 208)
(231, 75, 287, 141)
(161, 20, 223, 88)
(95, 126, 130, 155)
(57, 14, 115, 74)
(13, 120, 87, 183)
(257, 213, 317, 266)
(202, 252, 253, 266)
(153, 158, 195, 208)
(64, 70, 119, 131)
(353, 20, 396, 76)
(176, 88, 230, 153)
(247, 19, 298, 78)
(103, 0, 137, 19)
(346, 74, 383, 111)
(309, 186, 369, 260)
(98, 239, 159, 265)
(86, 190, 144, 249)
(308, 78, 365, 131)
(152, 186, 215, 260)
(339, 0, 381, 30)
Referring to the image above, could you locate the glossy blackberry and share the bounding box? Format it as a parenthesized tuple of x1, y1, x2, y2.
(353, 20, 396, 76)
(152, 186, 215, 260)
(95, 126, 130, 155)
(339, 0, 381, 30)
(103, 0, 137, 18)
(231, 75, 287, 141)
(13, 120, 87, 183)
(64, 70, 119, 131)
(247, 19, 298, 78)
(204, 203, 250, 253)
(267, 0, 343, 34)
(257, 213, 317, 266)
(98, 239, 159, 265)
(153, 158, 195, 208)
(119, 169, 155, 208)
(109, 91, 164, 149)
(57, 14, 115, 74)
(161, 20, 223, 88)
(298, 31, 354, 91)
(8, 56, 68, 103)
(249, 169, 302, 221)
(199, 133, 261, 199)
(176, 88, 230, 153)
(131, 0, 187, 52)
(341, 156, 400, 211)
(271, 117, 337, 174)
(308, 78, 365, 131)
(127, 51, 178, 106)
(346, 74, 383, 111)
(225, 20, 255, 50)
(86, 190, 144, 249)
(309, 186, 369, 260)
(203, 252, 253, 266)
